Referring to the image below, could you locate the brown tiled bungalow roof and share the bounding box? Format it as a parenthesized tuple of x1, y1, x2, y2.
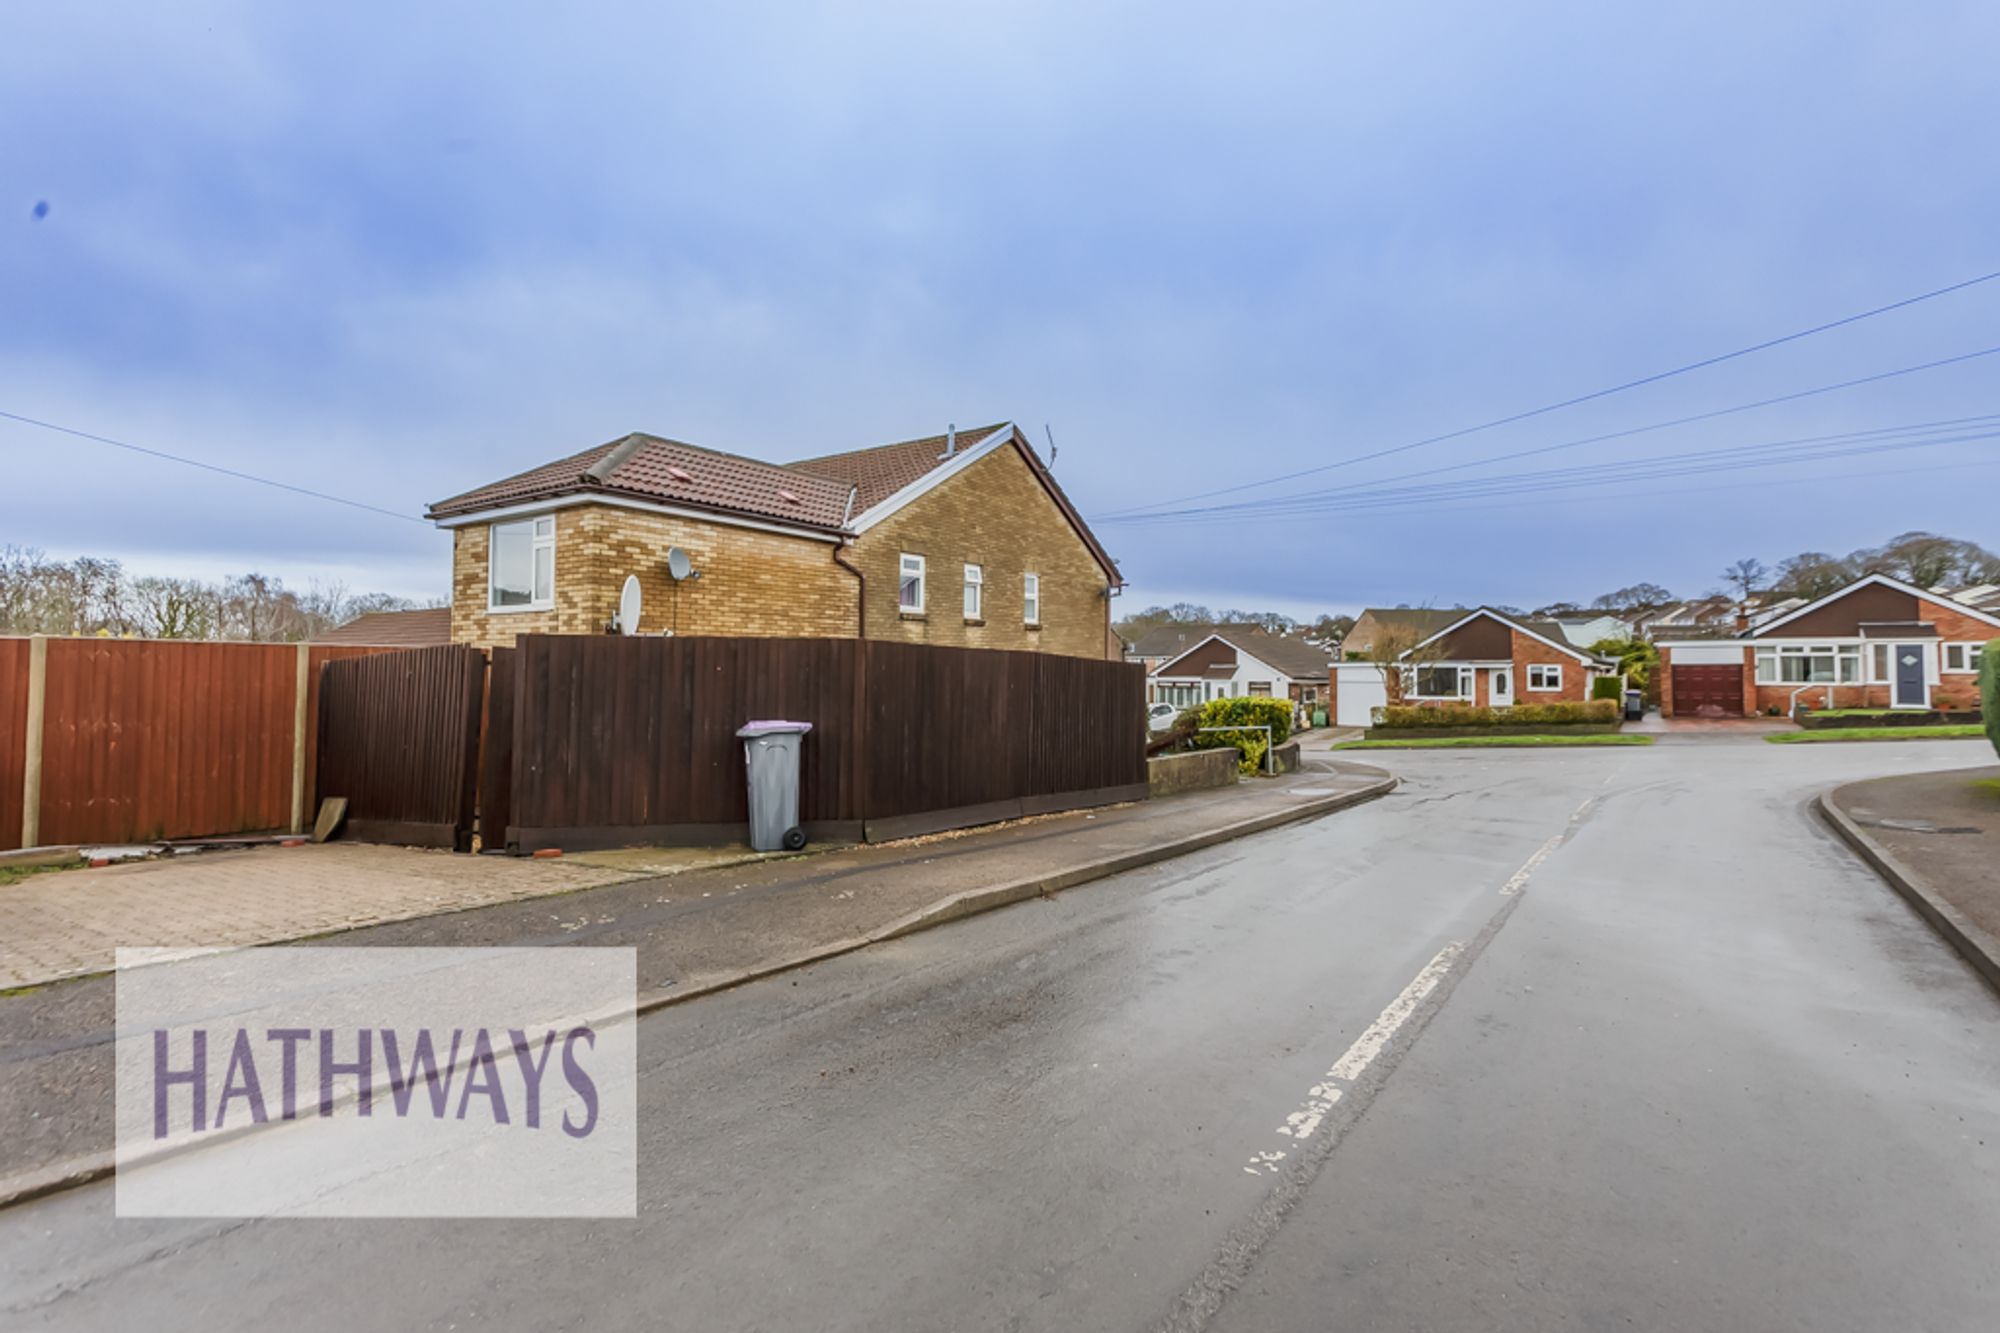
(316, 607, 452, 646)
(793, 424, 1010, 513)
(428, 434, 854, 530)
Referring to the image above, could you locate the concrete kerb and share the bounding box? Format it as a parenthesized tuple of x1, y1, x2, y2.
(1815, 790, 2000, 997)
(0, 767, 1397, 1214)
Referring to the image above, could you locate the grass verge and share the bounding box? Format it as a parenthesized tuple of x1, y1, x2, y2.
(1335, 734, 1655, 750)
(0, 861, 82, 889)
(1765, 725, 1986, 743)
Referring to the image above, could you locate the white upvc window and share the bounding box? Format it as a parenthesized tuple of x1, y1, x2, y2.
(489, 515, 555, 611)
(898, 553, 925, 613)
(1022, 572, 1041, 625)
(1407, 664, 1473, 699)
(1527, 663, 1563, 691)
(1942, 642, 1985, 673)
(956, 564, 980, 620)
(1755, 643, 1862, 685)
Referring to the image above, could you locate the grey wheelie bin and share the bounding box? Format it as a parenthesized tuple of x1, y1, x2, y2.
(736, 720, 814, 852)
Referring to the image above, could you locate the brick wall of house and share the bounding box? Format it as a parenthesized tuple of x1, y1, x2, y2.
(848, 444, 1116, 659)
(1510, 629, 1592, 703)
(450, 505, 858, 649)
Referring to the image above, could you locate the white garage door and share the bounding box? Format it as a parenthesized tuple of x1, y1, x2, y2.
(1333, 664, 1388, 727)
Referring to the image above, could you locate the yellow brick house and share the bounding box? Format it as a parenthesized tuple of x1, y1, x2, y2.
(427, 422, 1124, 659)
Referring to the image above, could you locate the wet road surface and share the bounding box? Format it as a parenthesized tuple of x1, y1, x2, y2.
(4, 740, 1996, 1331)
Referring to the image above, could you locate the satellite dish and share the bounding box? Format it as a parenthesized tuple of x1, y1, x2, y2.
(666, 547, 696, 581)
(617, 575, 641, 636)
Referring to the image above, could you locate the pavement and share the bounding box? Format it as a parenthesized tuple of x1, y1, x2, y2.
(3, 738, 1996, 1331)
(0, 760, 1391, 1196)
(1821, 762, 2000, 991)
(0, 843, 639, 989)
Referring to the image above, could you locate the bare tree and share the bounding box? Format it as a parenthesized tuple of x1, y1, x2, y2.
(1590, 582, 1673, 612)
(131, 577, 218, 639)
(1719, 558, 1768, 601)
(1772, 552, 1854, 601)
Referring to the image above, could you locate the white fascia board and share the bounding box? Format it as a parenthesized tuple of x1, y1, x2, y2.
(848, 424, 1017, 533)
(431, 493, 844, 543)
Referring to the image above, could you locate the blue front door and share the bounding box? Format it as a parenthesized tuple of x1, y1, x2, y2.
(1893, 644, 1927, 708)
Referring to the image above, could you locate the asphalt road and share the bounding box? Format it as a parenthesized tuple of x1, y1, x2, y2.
(4, 739, 1997, 1331)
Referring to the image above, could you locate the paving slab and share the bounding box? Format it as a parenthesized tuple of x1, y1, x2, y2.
(0, 842, 637, 990)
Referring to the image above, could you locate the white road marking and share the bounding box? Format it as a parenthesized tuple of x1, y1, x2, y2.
(1499, 795, 1595, 896)
(1246, 942, 1463, 1172)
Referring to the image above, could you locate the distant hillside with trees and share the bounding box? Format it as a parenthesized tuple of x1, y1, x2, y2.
(1536, 530, 1999, 617)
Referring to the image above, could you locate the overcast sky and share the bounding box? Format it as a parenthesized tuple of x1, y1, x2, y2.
(6, 2, 1998, 618)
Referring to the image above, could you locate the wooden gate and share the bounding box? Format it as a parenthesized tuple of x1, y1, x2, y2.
(315, 645, 487, 850)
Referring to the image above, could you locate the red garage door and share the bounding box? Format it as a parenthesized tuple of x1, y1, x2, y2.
(1672, 664, 1744, 716)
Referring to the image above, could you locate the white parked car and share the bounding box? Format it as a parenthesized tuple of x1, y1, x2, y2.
(1146, 702, 1181, 732)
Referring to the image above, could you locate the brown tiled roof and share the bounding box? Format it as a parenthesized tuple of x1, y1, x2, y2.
(792, 424, 1009, 513)
(428, 434, 854, 530)
(1357, 607, 1472, 636)
(1230, 628, 1338, 678)
(316, 607, 452, 646)
(1128, 622, 1240, 659)
(427, 420, 1122, 586)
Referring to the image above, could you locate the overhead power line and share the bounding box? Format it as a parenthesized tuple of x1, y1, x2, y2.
(1100, 266, 2000, 518)
(1259, 453, 2000, 525)
(0, 408, 428, 525)
(1097, 344, 2000, 524)
(1099, 415, 2000, 526)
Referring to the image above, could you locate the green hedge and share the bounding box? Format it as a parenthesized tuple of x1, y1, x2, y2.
(1982, 641, 1999, 759)
(1186, 696, 1293, 773)
(1377, 700, 1619, 729)
(1590, 675, 1624, 701)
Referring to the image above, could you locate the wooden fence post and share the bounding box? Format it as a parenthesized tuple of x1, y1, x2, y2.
(20, 635, 47, 849)
(289, 642, 312, 835)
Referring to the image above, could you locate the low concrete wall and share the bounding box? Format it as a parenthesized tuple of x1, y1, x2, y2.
(1148, 748, 1240, 797)
(1272, 741, 1302, 774)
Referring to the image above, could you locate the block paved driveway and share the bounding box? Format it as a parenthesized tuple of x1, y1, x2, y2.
(0, 845, 634, 989)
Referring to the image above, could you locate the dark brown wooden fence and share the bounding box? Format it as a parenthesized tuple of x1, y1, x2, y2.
(485, 635, 1146, 852)
(315, 645, 487, 850)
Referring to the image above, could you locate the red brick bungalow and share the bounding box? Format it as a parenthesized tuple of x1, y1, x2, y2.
(1394, 608, 1614, 708)
(1656, 574, 2000, 717)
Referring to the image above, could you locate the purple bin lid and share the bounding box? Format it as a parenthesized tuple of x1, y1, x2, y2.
(736, 720, 814, 737)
